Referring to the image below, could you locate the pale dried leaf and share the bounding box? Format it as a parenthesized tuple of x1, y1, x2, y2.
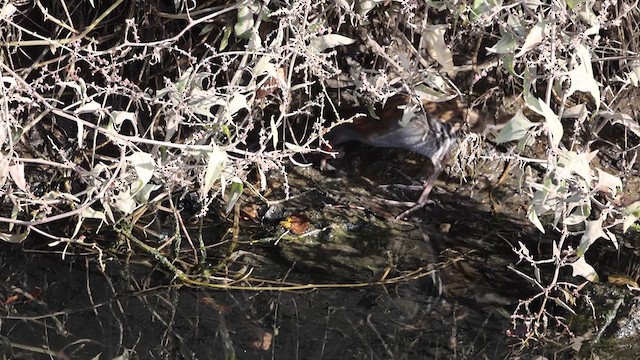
(77, 121, 84, 148)
(605, 229, 619, 250)
(524, 95, 563, 148)
(8, 163, 26, 191)
(74, 100, 102, 114)
(516, 22, 546, 57)
(553, 297, 577, 315)
(202, 146, 227, 195)
(284, 142, 306, 152)
(594, 168, 622, 195)
(223, 94, 249, 121)
(270, 116, 278, 149)
(127, 151, 155, 188)
(423, 25, 454, 75)
(552, 240, 560, 258)
(58, 81, 83, 96)
(602, 110, 640, 137)
(310, 34, 355, 52)
(577, 218, 607, 256)
(357, 0, 382, 17)
(527, 206, 545, 233)
(114, 187, 137, 215)
(135, 183, 161, 203)
(0, 3, 17, 19)
(563, 104, 588, 119)
(569, 256, 599, 282)
(565, 44, 600, 107)
(557, 149, 598, 184)
(111, 111, 137, 134)
(626, 62, 640, 87)
(470, 0, 502, 22)
(563, 203, 590, 225)
(81, 207, 106, 220)
(252, 56, 277, 77)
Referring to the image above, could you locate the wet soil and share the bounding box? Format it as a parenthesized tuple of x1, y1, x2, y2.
(1, 142, 640, 359)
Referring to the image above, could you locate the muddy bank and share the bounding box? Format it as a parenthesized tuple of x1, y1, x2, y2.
(1, 146, 639, 359)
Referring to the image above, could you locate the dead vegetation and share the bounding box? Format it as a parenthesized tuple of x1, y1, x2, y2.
(1, 0, 640, 356)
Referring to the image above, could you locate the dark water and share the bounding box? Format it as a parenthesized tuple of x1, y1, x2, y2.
(1, 152, 636, 359)
(0, 192, 525, 360)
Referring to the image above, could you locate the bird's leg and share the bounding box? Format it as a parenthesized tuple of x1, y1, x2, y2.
(395, 164, 443, 220)
(395, 146, 454, 220)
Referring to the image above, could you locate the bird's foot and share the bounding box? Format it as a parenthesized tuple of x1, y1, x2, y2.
(379, 184, 424, 192)
(380, 184, 446, 194)
(378, 181, 441, 220)
(380, 196, 437, 219)
(393, 170, 441, 220)
(395, 199, 437, 220)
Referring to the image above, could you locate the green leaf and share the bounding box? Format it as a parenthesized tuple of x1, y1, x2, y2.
(174, 68, 193, 94)
(623, 201, 640, 232)
(495, 110, 537, 144)
(199, 24, 215, 37)
(234, 6, 254, 39)
(221, 124, 231, 140)
(225, 177, 244, 214)
(523, 66, 535, 98)
(220, 26, 232, 50)
(486, 32, 518, 54)
(503, 54, 516, 76)
(566, 0, 584, 9)
(470, 0, 502, 22)
(0, 228, 30, 244)
(202, 145, 228, 195)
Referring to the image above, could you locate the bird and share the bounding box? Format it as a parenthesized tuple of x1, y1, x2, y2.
(325, 94, 482, 219)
